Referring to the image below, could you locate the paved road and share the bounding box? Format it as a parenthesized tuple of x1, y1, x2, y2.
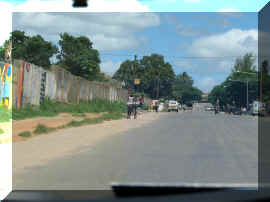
(13, 111, 258, 190)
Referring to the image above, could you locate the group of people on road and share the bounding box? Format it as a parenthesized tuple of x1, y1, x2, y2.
(149, 101, 160, 113)
(126, 94, 145, 119)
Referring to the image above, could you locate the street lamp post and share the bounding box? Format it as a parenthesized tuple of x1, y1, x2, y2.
(228, 79, 249, 110)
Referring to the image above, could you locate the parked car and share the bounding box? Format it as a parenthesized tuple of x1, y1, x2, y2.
(168, 100, 179, 112)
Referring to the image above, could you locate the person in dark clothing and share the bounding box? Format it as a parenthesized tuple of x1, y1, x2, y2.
(133, 97, 138, 119)
(155, 101, 159, 113)
(127, 95, 134, 119)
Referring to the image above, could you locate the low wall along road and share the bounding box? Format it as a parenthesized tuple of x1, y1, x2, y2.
(12, 60, 129, 108)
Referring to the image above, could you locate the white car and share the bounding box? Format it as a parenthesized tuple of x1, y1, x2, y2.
(168, 100, 179, 112)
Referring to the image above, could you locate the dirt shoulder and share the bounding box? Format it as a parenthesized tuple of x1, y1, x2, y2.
(12, 112, 107, 142)
(13, 112, 166, 173)
(0, 122, 12, 144)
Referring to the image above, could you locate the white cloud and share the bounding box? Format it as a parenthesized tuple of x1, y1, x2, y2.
(100, 60, 121, 75)
(188, 29, 258, 58)
(184, 0, 201, 3)
(0, 0, 153, 46)
(196, 77, 218, 93)
(12, 12, 160, 51)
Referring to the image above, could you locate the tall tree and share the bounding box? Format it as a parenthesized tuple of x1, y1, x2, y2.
(209, 52, 259, 108)
(172, 72, 202, 104)
(11, 30, 58, 68)
(139, 54, 175, 99)
(112, 60, 135, 90)
(232, 53, 257, 73)
(57, 32, 101, 80)
(113, 54, 175, 99)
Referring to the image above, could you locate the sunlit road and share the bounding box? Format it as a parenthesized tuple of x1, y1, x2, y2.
(13, 111, 258, 190)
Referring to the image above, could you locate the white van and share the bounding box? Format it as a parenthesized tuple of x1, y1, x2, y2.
(168, 100, 179, 112)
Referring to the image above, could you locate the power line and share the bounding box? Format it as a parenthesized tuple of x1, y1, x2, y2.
(99, 52, 258, 60)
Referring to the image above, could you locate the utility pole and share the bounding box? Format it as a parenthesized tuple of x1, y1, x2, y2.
(133, 55, 137, 93)
(246, 80, 249, 110)
(156, 65, 160, 99)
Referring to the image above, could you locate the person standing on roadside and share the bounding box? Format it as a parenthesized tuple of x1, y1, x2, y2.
(155, 100, 159, 113)
(127, 94, 134, 119)
(133, 96, 139, 119)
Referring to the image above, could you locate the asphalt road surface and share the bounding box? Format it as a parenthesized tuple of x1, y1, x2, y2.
(13, 111, 258, 190)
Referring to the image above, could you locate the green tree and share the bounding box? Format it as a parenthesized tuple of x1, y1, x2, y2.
(0, 45, 5, 61)
(209, 52, 259, 108)
(232, 53, 257, 73)
(57, 32, 101, 80)
(11, 30, 58, 68)
(113, 54, 175, 99)
(112, 60, 135, 90)
(139, 54, 175, 99)
(172, 72, 202, 104)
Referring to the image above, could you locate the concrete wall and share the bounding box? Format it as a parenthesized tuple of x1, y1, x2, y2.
(12, 60, 128, 108)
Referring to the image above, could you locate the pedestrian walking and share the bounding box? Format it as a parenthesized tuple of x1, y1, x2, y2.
(155, 101, 159, 113)
(133, 96, 139, 119)
(127, 94, 134, 119)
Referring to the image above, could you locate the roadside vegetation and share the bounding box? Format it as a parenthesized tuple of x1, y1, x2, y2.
(18, 131, 31, 138)
(12, 98, 127, 120)
(0, 106, 11, 122)
(16, 111, 125, 138)
(208, 53, 259, 109)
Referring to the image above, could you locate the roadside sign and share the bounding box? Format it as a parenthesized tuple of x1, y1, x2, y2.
(134, 79, 140, 85)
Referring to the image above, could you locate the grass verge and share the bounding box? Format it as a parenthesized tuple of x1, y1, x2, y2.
(18, 131, 31, 137)
(13, 98, 127, 120)
(66, 112, 125, 128)
(0, 106, 11, 122)
(0, 128, 4, 135)
(34, 124, 55, 134)
(18, 112, 125, 139)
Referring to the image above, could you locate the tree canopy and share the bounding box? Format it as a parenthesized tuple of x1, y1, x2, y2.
(113, 54, 176, 99)
(11, 30, 58, 68)
(208, 52, 259, 108)
(172, 72, 202, 104)
(57, 32, 102, 81)
(113, 53, 203, 102)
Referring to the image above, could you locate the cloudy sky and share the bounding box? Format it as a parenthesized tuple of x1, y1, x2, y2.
(1, 0, 268, 92)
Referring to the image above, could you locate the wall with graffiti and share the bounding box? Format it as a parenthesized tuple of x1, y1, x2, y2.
(0, 62, 12, 109)
(12, 60, 128, 108)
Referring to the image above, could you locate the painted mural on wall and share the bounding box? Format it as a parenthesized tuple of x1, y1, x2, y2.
(0, 62, 12, 109)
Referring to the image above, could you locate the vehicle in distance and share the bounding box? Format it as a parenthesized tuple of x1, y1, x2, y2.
(252, 101, 266, 116)
(168, 100, 179, 112)
(204, 106, 212, 111)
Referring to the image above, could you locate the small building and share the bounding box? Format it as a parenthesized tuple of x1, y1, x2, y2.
(201, 93, 209, 102)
